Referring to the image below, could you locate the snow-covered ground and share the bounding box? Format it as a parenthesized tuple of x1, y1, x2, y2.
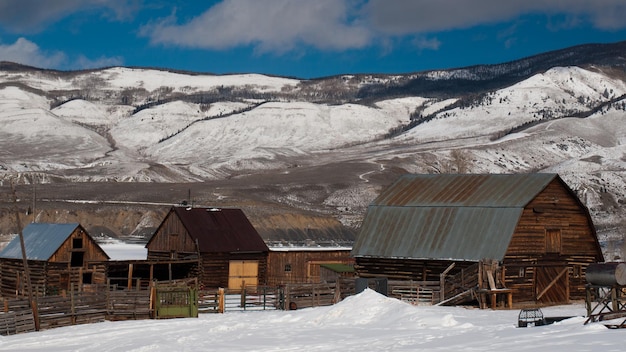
(0, 288, 622, 352)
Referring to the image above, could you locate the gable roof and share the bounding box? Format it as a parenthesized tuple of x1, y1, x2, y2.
(153, 207, 269, 253)
(352, 173, 563, 262)
(0, 223, 83, 261)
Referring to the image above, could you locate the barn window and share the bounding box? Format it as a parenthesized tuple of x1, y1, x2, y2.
(83, 272, 93, 284)
(71, 251, 84, 267)
(285, 264, 292, 272)
(73, 238, 83, 249)
(545, 229, 562, 254)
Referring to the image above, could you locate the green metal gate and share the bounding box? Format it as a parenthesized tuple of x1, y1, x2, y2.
(154, 286, 198, 319)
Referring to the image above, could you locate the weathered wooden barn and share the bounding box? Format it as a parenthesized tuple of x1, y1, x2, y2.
(146, 206, 269, 290)
(0, 223, 109, 297)
(267, 248, 354, 285)
(352, 173, 603, 306)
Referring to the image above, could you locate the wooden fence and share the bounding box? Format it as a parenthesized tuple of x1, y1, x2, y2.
(0, 285, 153, 335)
(0, 279, 361, 336)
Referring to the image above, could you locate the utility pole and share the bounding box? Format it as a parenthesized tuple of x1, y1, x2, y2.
(10, 179, 39, 331)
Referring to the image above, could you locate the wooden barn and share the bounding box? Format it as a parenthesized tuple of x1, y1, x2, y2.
(267, 248, 354, 285)
(146, 206, 269, 290)
(0, 223, 109, 297)
(352, 173, 604, 306)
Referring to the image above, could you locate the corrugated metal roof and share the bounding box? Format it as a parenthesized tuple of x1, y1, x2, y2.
(353, 173, 559, 261)
(372, 173, 556, 207)
(173, 207, 269, 253)
(0, 223, 79, 260)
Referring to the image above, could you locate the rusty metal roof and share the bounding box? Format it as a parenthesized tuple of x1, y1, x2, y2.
(172, 207, 269, 253)
(0, 223, 80, 261)
(352, 173, 558, 261)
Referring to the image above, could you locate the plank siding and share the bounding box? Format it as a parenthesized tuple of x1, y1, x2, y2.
(267, 250, 353, 285)
(146, 212, 199, 259)
(502, 179, 602, 303)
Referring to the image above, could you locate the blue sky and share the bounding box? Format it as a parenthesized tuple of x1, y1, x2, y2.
(0, 0, 625, 79)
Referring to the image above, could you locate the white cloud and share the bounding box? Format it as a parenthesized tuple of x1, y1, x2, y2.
(142, 0, 371, 52)
(412, 37, 441, 51)
(0, 38, 66, 68)
(0, 0, 139, 33)
(364, 0, 626, 34)
(0, 38, 123, 70)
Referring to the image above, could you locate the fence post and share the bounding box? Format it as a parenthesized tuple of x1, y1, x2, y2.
(70, 283, 76, 325)
(218, 288, 225, 313)
(241, 285, 247, 310)
(149, 282, 156, 319)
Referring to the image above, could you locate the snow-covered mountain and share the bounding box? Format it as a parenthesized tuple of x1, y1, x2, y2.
(0, 41, 625, 251)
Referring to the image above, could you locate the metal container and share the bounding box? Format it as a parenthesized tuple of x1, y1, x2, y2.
(585, 262, 626, 286)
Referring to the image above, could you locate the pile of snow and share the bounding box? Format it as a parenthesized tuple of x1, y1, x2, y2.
(0, 289, 620, 352)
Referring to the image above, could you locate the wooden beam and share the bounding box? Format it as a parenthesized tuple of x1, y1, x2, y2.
(439, 263, 455, 302)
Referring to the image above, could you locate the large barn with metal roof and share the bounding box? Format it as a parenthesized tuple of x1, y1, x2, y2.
(352, 173, 603, 306)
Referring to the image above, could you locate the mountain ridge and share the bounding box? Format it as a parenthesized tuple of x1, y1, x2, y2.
(0, 40, 625, 255)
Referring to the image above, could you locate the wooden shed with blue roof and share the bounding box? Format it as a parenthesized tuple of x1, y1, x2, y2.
(352, 173, 603, 307)
(0, 223, 109, 297)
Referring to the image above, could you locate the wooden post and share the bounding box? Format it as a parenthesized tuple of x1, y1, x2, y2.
(218, 288, 225, 313)
(149, 282, 156, 319)
(10, 180, 39, 331)
(70, 283, 76, 325)
(241, 281, 246, 310)
(127, 263, 134, 290)
(284, 285, 291, 310)
(333, 280, 341, 304)
(440, 263, 456, 303)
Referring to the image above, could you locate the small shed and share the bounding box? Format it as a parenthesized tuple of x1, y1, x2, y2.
(352, 173, 603, 306)
(0, 223, 109, 297)
(146, 206, 269, 290)
(267, 248, 354, 285)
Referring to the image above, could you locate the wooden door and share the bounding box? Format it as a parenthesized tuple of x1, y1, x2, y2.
(535, 265, 569, 304)
(228, 260, 259, 290)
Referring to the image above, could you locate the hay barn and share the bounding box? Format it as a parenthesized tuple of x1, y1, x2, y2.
(352, 173, 603, 306)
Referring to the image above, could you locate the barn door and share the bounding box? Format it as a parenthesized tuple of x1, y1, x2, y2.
(228, 260, 259, 290)
(535, 265, 569, 304)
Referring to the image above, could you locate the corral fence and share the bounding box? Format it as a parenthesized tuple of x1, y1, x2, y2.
(0, 286, 146, 335)
(197, 279, 356, 313)
(0, 278, 361, 336)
